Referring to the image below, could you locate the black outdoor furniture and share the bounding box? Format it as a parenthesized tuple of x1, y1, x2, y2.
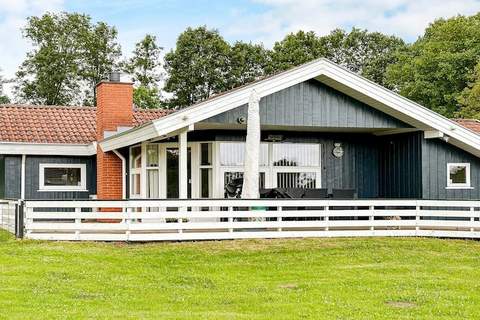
(302, 188, 328, 199)
(331, 188, 356, 199)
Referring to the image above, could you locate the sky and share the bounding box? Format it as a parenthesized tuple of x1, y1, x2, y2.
(1, 0, 480, 96)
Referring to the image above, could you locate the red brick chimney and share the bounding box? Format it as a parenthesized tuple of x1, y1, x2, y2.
(96, 74, 133, 200)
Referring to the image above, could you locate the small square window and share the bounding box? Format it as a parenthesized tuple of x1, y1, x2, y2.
(447, 163, 471, 188)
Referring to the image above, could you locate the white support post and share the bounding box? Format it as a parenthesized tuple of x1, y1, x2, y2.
(228, 206, 233, 233)
(415, 203, 420, 234)
(75, 207, 81, 240)
(325, 204, 329, 232)
(126, 207, 131, 241)
(369, 205, 374, 232)
(178, 128, 188, 234)
(277, 206, 282, 232)
(178, 129, 188, 200)
(470, 206, 475, 233)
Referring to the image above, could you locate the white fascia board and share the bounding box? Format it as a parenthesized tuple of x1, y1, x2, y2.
(0, 142, 97, 156)
(100, 122, 158, 151)
(99, 58, 480, 156)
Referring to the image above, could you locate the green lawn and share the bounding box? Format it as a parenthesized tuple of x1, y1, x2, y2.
(1, 230, 480, 319)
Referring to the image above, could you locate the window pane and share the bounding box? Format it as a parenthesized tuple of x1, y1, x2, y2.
(147, 145, 159, 167)
(44, 167, 81, 186)
(131, 146, 142, 168)
(277, 172, 316, 189)
(449, 165, 467, 184)
(200, 168, 212, 198)
(219, 142, 268, 166)
(131, 174, 141, 195)
(147, 170, 159, 198)
(223, 171, 265, 197)
(272, 143, 319, 166)
(201, 143, 212, 166)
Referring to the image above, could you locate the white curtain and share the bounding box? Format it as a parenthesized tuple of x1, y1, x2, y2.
(241, 90, 261, 199)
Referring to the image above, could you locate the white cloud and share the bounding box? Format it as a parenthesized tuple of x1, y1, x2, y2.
(0, 0, 64, 81)
(225, 0, 480, 46)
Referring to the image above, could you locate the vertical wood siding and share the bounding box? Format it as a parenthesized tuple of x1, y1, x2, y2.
(25, 156, 96, 200)
(4, 156, 21, 199)
(422, 136, 480, 200)
(379, 132, 422, 198)
(203, 80, 411, 129)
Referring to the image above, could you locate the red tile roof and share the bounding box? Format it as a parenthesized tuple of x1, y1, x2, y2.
(0, 104, 170, 144)
(454, 119, 480, 134)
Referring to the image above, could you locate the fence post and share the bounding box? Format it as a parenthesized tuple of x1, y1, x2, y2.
(415, 201, 420, 236)
(15, 200, 25, 239)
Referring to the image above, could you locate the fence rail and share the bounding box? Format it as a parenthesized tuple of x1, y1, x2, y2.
(0, 200, 16, 234)
(23, 199, 480, 241)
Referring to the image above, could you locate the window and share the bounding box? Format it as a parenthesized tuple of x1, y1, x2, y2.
(130, 145, 142, 197)
(272, 143, 320, 166)
(39, 164, 86, 191)
(219, 142, 268, 166)
(447, 163, 471, 188)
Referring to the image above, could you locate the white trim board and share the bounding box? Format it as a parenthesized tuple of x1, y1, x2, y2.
(99, 59, 480, 157)
(0, 142, 96, 156)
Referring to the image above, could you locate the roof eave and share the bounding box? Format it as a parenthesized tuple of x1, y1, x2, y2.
(0, 142, 97, 156)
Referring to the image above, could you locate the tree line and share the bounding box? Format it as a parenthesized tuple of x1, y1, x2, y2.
(2, 11, 480, 119)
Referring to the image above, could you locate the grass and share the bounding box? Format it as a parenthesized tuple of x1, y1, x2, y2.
(1, 230, 480, 319)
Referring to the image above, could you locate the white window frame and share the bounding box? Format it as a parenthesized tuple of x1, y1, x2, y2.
(215, 141, 322, 197)
(39, 163, 87, 192)
(446, 163, 472, 189)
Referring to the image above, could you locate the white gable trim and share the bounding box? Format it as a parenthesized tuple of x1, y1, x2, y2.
(0, 142, 97, 156)
(99, 59, 480, 157)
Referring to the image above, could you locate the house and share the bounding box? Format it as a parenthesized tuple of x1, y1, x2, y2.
(1, 59, 480, 204)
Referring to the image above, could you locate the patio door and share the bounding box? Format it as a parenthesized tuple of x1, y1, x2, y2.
(165, 147, 192, 199)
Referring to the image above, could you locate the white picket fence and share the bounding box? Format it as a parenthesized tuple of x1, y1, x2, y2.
(21, 199, 480, 241)
(0, 200, 16, 234)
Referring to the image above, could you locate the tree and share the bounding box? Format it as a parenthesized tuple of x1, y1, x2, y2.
(81, 21, 122, 105)
(268, 31, 325, 73)
(386, 14, 480, 118)
(456, 62, 480, 119)
(164, 26, 231, 108)
(321, 28, 405, 87)
(123, 34, 163, 108)
(269, 28, 405, 87)
(15, 12, 120, 106)
(228, 41, 269, 88)
(0, 69, 10, 104)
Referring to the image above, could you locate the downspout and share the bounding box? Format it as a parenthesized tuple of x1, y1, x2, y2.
(112, 150, 126, 199)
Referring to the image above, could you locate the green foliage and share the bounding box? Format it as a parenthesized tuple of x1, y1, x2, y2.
(164, 26, 231, 108)
(268, 28, 405, 88)
(268, 31, 325, 73)
(0, 69, 10, 104)
(386, 14, 480, 118)
(0, 95, 9, 104)
(81, 21, 122, 105)
(124, 34, 164, 108)
(124, 34, 163, 87)
(228, 41, 269, 88)
(133, 85, 163, 109)
(15, 12, 120, 106)
(456, 62, 480, 119)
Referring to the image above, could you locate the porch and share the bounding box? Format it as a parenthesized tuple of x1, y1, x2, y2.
(19, 198, 480, 241)
(125, 130, 423, 201)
